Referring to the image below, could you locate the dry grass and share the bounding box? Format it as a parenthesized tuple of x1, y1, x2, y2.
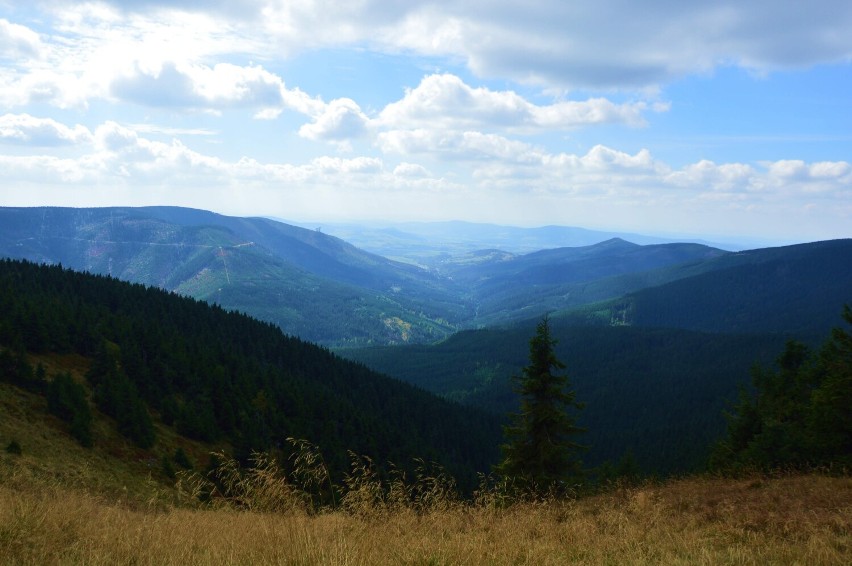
(2, 357, 850, 564)
(2, 472, 849, 565)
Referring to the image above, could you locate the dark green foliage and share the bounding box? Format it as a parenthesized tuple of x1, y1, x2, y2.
(161, 454, 177, 479)
(46, 372, 94, 447)
(343, 322, 788, 476)
(807, 307, 852, 462)
(0, 259, 502, 490)
(712, 306, 852, 471)
(174, 447, 193, 470)
(5, 439, 22, 455)
(444, 239, 728, 326)
(0, 344, 44, 393)
(626, 240, 852, 336)
(595, 451, 641, 486)
(87, 343, 156, 449)
(496, 316, 584, 492)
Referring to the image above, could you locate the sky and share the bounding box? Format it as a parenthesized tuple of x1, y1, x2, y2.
(0, 1, 850, 244)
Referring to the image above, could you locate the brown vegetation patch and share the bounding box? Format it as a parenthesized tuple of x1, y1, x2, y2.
(1, 473, 849, 565)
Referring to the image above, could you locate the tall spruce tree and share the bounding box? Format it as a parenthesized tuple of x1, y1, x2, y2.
(497, 316, 585, 493)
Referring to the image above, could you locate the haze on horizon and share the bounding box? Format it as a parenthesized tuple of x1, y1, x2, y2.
(0, 1, 850, 244)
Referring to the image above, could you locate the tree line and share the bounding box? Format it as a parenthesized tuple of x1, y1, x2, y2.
(0, 259, 501, 490)
(1, 257, 847, 498)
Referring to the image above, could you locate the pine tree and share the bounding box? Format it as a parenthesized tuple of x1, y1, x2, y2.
(497, 316, 585, 494)
(46, 371, 94, 447)
(711, 306, 852, 471)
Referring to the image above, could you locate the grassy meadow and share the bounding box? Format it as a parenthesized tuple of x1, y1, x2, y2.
(2, 463, 850, 565)
(2, 359, 850, 565)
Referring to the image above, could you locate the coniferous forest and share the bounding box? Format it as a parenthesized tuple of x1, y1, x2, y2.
(0, 258, 501, 489)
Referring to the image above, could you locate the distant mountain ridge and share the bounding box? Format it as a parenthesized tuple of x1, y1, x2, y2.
(0, 206, 470, 345)
(622, 238, 852, 336)
(286, 219, 762, 263)
(1, 206, 848, 346)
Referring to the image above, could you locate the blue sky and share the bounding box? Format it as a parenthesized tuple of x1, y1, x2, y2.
(0, 1, 850, 244)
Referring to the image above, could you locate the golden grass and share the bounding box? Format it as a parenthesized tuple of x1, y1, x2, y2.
(2, 474, 849, 565)
(2, 356, 850, 564)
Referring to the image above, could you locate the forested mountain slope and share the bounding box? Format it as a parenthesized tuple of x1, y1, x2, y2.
(2, 207, 848, 347)
(443, 238, 729, 324)
(614, 239, 852, 336)
(0, 259, 502, 488)
(342, 239, 852, 474)
(341, 321, 791, 475)
(0, 207, 470, 345)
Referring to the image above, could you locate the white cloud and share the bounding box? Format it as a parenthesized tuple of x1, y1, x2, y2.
(762, 159, 852, 194)
(378, 74, 657, 132)
(578, 145, 657, 171)
(109, 61, 288, 112)
(0, 68, 89, 109)
(385, 1, 852, 88)
(0, 113, 93, 146)
(377, 129, 545, 163)
(94, 121, 141, 151)
(128, 123, 217, 136)
(810, 161, 851, 178)
(0, 18, 43, 59)
(310, 155, 383, 174)
(4, 114, 846, 203)
(98, 1, 851, 89)
(1, 114, 848, 239)
(666, 160, 757, 192)
(299, 98, 369, 143)
(25, 1, 850, 99)
(393, 162, 430, 178)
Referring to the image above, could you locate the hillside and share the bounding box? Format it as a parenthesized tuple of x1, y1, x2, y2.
(342, 321, 795, 474)
(443, 238, 729, 324)
(0, 259, 502, 489)
(3, 464, 849, 565)
(622, 239, 852, 336)
(5, 207, 844, 346)
(0, 206, 470, 346)
(340, 239, 852, 474)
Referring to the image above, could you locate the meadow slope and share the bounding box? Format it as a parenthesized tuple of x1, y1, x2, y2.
(1, 471, 849, 565)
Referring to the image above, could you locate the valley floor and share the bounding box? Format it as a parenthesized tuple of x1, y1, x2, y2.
(1, 473, 849, 565)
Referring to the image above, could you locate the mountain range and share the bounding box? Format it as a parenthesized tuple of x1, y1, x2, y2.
(5, 206, 836, 347)
(1, 205, 850, 475)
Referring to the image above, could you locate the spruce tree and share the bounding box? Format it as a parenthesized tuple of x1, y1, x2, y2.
(497, 316, 585, 493)
(711, 306, 852, 471)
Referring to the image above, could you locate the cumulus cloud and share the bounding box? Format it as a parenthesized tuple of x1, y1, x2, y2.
(0, 69, 89, 109)
(110, 61, 288, 112)
(1, 113, 849, 238)
(298, 98, 369, 143)
(378, 74, 657, 131)
(666, 160, 757, 192)
(761, 159, 852, 193)
(88, 1, 852, 89)
(0, 18, 43, 59)
(310, 155, 383, 174)
(94, 121, 142, 152)
(393, 162, 430, 177)
(0, 114, 93, 146)
(28, 1, 851, 97)
(377, 129, 544, 162)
